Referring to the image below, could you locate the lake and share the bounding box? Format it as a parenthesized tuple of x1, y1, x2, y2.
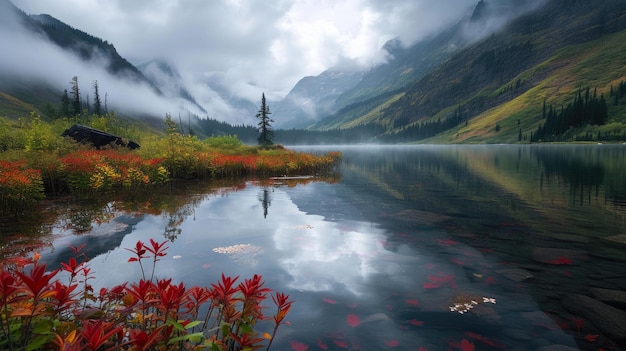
(2, 144, 626, 351)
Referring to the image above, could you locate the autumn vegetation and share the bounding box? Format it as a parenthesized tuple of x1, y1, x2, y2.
(0, 112, 342, 216)
(0, 112, 342, 349)
(0, 238, 293, 351)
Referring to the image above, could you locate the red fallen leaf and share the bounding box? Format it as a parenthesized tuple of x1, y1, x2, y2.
(405, 299, 419, 306)
(450, 338, 475, 351)
(322, 297, 337, 304)
(333, 339, 348, 348)
(317, 338, 328, 350)
(201, 263, 211, 269)
(346, 314, 360, 327)
(485, 276, 496, 285)
(464, 332, 504, 348)
(289, 340, 309, 351)
(385, 340, 399, 347)
(548, 256, 573, 265)
(423, 282, 441, 289)
(584, 334, 599, 342)
(437, 238, 459, 246)
(407, 319, 425, 326)
(571, 317, 585, 330)
(450, 258, 465, 266)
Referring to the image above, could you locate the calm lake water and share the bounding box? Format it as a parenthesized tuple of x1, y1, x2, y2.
(3, 144, 626, 351)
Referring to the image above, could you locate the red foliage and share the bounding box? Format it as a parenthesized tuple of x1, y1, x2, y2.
(0, 238, 294, 351)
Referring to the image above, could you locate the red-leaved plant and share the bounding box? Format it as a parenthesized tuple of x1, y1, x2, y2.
(0, 239, 293, 351)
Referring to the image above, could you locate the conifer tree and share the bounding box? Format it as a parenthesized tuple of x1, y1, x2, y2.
(70, 76, 81, 116)
(256, 93, 274, 147)
(59, 89, 71, 118)
(93, 80, 102, 116)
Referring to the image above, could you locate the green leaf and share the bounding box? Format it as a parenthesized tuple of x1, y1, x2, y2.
(25, 334, 53, 351)
(184, 320, 203, 329)
(239, 322, 254, 334)
(168, 332, 205, 344)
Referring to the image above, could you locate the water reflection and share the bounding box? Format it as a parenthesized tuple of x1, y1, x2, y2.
(3, 145, 626, 350)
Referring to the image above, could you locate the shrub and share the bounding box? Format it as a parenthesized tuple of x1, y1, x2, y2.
(0, 239, 293, 351)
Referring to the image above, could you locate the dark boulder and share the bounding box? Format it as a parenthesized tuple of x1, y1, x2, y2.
(62, 124, 140, 149)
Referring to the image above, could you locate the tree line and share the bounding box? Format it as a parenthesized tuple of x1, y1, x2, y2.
(45, 76, 107, 119)
(531, 87, 608, 142)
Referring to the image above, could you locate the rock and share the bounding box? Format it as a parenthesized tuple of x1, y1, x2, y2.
(62, 124, 140, 149)
(495, 268, 534, 282)
(603, 234, 626, 249)
(589, 288, 626, 310)
(562, 294, 626, 342)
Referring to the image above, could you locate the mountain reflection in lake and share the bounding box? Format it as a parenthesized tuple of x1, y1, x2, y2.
(3, 145, 626, 351)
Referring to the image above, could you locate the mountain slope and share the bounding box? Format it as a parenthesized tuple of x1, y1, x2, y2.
(272, 68, 364, 128)
(313, 0, 626, 143)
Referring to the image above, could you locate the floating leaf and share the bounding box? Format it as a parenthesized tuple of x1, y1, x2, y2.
(385, 340, 399, 347)
(437, 238, 459, 246)
(423, 282, 440, 289)
(346, 314, 360, 327)
(584, 334, 599, 342)
(317, 338, 328, 350)
(464, 332, 503, 348)
(201, 263, 211, 269)
(333, 339, 348, 348)
(548, 256, 573, 265)
(407, 319, 424, 326)
(289, 340, 309, 351)
(449, 338, 475, 351)
(405, 299, 419, 306)
(322, 297, 336, 304)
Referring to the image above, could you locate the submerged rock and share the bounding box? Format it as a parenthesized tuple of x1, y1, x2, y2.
(562, 294, 626, 342)
(589, 287, 626, 310)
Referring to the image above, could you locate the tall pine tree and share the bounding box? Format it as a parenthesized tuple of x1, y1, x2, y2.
(256, 93, 274, 147)
(70, 76, 81, 116)
(93, 80, 102, 116)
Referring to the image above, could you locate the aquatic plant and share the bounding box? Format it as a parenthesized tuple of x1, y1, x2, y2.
(0, 239, 292, 351)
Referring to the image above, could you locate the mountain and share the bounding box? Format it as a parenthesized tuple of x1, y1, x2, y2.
(307, 0, 626, 143)
(281, 0, 547, 130)
(0, 1, 211, 121)
(28, 13, 157, 91)
(271, 68, 364, 129)
(137, 59, 207, 114)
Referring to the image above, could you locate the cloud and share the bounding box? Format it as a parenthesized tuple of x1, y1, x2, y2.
(8, 0, 546, 123)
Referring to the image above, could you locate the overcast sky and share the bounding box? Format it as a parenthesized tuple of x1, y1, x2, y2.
(12, 0, 480, 100)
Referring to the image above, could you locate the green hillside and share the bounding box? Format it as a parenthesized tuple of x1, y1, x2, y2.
(314, 0, 626, 144)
